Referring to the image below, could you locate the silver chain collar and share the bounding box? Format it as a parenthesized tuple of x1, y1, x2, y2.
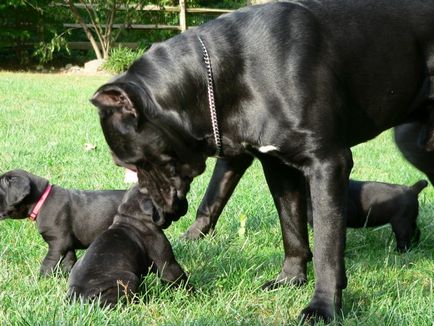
(197, 35, 222, 157)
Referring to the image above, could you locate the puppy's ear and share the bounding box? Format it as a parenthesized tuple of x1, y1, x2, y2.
(5, 176, 31, 206)
(139, 199, 154, 217)
(90, 84, 138, 119)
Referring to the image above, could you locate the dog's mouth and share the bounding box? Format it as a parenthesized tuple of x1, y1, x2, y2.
(150, 188, 189, 228)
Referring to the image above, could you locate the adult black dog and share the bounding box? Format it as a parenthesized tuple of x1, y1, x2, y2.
(91, 1, 434, 321)
(181, 154, 427, 252)
(0, 169, 125, 275)
(68, 185, 189, 308)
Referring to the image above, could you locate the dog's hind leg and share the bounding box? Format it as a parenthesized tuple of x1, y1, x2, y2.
(182, 154, 254, 240)
(259, 155, 312, 289)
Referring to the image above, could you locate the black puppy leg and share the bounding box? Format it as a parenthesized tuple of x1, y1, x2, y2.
(259, 155, 312, 289)
(182, 154, 253, 240)
(300, 149, 353, 323)
(61, 250, 77, 273)
(40, 245, 65, 276)
(145, 226, 190, 287)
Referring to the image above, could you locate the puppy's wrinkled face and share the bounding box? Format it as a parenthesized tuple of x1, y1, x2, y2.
(118, 185, 174, 228)
(0, 170, 31, 220)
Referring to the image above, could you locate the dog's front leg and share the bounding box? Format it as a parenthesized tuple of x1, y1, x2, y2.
(182, 154, 253, 240)
(40, 244, 65, 276)
(145, 227, 191, 289)
(300, 148, 353, 323)
(258, 155, 312, 289)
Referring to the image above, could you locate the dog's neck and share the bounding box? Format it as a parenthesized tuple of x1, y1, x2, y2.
(111, 213, 158, 237)
(126, 32, 252, 159)
(28, 184, 52, 221)
(24, 177, 51, 220)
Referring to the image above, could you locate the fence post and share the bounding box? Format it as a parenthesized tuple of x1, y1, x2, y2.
(179, 0, 187, 31)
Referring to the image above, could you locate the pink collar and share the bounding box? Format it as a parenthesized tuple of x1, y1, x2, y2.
(29, 184, 53, 221)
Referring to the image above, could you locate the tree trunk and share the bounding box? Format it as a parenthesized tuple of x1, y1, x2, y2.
(67, 0, 103, 60)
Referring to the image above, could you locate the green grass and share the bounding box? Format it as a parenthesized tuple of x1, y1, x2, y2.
(0, 72, 433, 325)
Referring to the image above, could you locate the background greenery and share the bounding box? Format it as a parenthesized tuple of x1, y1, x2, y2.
(0, 1, 247, 69)
(0, 73, 433, 325)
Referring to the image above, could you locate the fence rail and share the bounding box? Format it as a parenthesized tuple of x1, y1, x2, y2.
(61, 0, 233, 50)
(62, 1, 234, 32)
(55, 3, 234, 14)
(62, 1, 235, 50)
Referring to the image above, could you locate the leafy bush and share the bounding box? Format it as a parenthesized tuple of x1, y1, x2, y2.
(102, 46, 146, 73)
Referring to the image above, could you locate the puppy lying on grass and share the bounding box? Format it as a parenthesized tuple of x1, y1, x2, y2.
(0, 169, 126, 276)
(307, 179, 428, 252)
(68, 185, 190, 308)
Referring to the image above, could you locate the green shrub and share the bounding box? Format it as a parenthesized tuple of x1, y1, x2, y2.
(102, 46, 146, 73)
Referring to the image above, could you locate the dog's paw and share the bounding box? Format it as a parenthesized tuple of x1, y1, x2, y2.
(396, 227, 421, 253)
(180, 225, 215, 241)
(180, 228, 205, 241)
(299, 303, 335, 324)
(261, 275, 307, 290)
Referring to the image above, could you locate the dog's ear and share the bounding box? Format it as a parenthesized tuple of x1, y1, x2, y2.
(137, 194, 166, 226)
(139, 198, 154, 217)
(90, 84, 138, 119)
(5, 175, 31, 206)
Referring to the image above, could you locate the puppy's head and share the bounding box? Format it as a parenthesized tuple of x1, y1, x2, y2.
(117, 185, 173, 229)
(0, 169, 34, 220)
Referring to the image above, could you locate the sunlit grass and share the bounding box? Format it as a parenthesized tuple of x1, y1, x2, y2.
(0, 72, 432, 325)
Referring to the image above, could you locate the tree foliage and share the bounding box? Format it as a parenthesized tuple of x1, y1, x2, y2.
(0, 0, 248, 67)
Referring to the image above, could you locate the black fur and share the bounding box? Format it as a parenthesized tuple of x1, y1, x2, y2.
(67, 185, 189, 308)
(91, 1, 434, 321)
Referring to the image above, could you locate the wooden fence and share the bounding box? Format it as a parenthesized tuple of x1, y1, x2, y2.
(62, 1, 235, 50)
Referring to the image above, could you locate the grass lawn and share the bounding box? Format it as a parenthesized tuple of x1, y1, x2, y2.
(0, 72, 433, 325)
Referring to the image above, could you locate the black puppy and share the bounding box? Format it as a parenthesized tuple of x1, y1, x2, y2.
(68, 185, 189, 308)
(0, 169, 125, 275)
(310, 179, 428, 252)
(91, 1, 434, 321)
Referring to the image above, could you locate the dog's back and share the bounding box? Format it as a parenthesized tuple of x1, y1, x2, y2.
(50, 188, 126, 248)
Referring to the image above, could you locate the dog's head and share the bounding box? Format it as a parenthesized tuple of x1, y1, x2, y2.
(0, 169, 41, 220)
(117, 185, 173, 229)
(91, 80, 207, 227)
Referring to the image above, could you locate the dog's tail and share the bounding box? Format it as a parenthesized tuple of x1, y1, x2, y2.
(410, 180, 429, 195)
